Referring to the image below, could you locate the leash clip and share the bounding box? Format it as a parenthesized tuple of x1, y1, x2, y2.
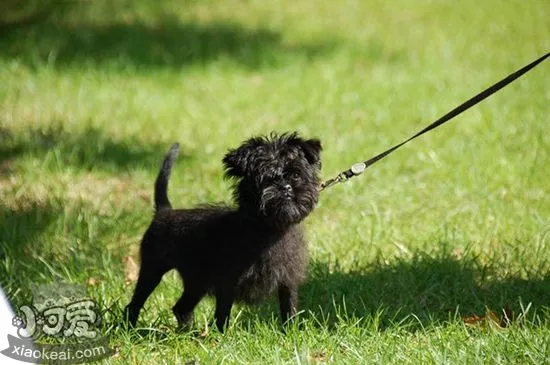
(319, 173, 346, 191)
(320, 162, 367, 191)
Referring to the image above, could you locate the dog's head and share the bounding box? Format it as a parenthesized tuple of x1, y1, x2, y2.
(223, 132, 322, 228)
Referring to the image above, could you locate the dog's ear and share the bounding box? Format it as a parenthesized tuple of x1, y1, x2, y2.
(295, 138, 322, 167)
(223, 138, 263, 178)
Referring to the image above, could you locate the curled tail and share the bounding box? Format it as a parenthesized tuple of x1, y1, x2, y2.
(154, 143, 180, 211)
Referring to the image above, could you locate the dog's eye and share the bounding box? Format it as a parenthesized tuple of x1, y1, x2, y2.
(263, 174, 278, 185)
(289, 172, 301, 180)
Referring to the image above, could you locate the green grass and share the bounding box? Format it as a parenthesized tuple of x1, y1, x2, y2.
(1, 0, 549, 363)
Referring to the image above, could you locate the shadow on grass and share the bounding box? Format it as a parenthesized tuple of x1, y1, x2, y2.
(298, 253, 550, 330)
(0, 0, 73, 31)
(0, 123, 189, 173)
(0, 10, 337, 70)
(0, 195, 150, 308)
(240, 251, 550, 331)
(0, 200, 63, 302)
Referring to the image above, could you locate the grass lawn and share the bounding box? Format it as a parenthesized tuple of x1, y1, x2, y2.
(1, 0, 549, 363)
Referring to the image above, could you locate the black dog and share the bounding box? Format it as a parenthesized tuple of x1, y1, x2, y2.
(124, 132, 322, 331)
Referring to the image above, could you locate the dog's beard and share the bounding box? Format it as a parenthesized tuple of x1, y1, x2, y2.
(259, 186, 317, 227)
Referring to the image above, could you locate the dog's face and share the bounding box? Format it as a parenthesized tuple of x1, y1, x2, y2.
(223, 132, 322, 228)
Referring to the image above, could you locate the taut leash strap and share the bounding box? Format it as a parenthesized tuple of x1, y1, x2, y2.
(320, 52, 550, 191)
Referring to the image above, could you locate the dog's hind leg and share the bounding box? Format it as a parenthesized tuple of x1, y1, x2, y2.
(124, 260, 169, 327)
(172, 283, 207, 329)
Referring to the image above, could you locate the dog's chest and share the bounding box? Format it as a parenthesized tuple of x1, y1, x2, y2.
(235, 232, 306, 302)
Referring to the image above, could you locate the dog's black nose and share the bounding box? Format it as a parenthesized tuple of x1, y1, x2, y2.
(284, 184, 293, 194)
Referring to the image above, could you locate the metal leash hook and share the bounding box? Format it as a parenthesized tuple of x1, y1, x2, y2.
(318, 175, 343, 191)
(319, 162, 366, 191)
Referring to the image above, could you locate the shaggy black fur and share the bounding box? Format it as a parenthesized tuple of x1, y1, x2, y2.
(124, 132, 322, 331)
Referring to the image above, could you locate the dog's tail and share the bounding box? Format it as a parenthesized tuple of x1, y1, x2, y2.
(154, 143, 180, 212)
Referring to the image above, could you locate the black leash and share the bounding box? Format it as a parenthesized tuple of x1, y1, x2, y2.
(320, 52, 550, 191)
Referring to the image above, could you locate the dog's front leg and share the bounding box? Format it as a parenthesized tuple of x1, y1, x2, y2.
(278, 283, 298, 324)
(214, 287, 235, 332)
